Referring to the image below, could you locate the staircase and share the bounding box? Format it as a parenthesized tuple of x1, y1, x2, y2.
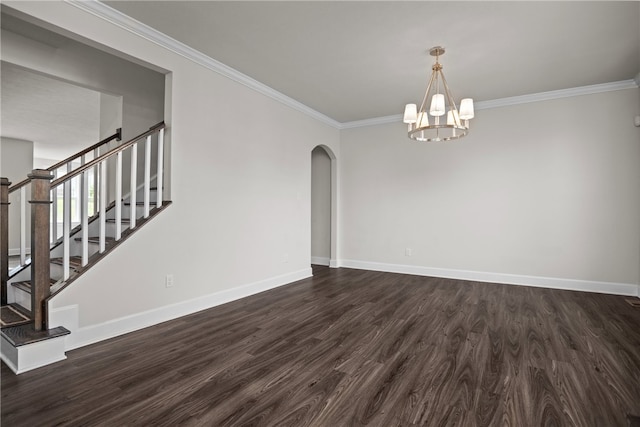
(1, 122, 170, 373)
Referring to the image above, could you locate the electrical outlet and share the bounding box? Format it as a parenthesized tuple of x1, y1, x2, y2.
(405, 248, 412, 256)
(165, 274, 174, 288)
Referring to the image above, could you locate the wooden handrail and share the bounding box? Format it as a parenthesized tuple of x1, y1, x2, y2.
(47, 128, 121, 173)
(8, 177, 30, 193)
(51, 122, 165, 189)
(7, 129, 122, 194)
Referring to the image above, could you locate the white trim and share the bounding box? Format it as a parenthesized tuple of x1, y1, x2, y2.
(474, 79, 638, 110)
(341, 115, 403, 129)
(1, 333, 68, 375)
(49, 267, 312, 351)
(339, 259, 639, 297)
(341, 80, 639, 129)
(311, 256, 330, 266)
(65, 0, 341, 129)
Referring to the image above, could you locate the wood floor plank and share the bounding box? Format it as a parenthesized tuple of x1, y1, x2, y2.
(2, 266, 639, 426)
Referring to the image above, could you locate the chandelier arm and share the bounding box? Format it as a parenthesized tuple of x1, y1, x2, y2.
(418, 70, 437, 119)
(439, 69, 462, 128)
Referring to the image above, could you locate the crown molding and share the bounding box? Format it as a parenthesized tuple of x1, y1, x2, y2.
(340, 114, 403, 130)
(341, 79, 638, 129)
(65, 0, 342, 129)
(474, 79, 638, 111)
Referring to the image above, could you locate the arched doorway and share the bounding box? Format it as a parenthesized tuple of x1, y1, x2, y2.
(311, 145, 337, 267)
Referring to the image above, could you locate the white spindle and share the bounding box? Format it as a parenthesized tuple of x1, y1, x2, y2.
(156, 128, 164, 208)
(51, 170, 57, 242)
(115, 151, 122, 240)
(81, 170, 89, 266)
(93, 148, 99, 215)
(62, 166, 71, 280)
(130, 144, 137, 229)
(144, 135, 151, 218)
(19, 186, 26, 265)
(80, 154, 85, 225)
(99, 160, 106, 253)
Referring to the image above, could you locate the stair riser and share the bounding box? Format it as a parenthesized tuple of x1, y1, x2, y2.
(7, 286, 31, 312)
(50, 263, 68, 282)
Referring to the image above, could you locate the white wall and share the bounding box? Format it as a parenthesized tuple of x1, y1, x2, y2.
(1, 137, 33, 253)
(311, 146, 331, 264)
(340, 88, 640, 290)
(3, 2, 340, 339)
(0, 137, 33, 185)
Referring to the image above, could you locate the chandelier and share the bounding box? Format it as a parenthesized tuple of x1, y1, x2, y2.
(403, 47, 474, 142)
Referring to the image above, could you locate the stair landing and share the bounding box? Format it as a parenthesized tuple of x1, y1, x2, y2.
(2, 323, 70, 347)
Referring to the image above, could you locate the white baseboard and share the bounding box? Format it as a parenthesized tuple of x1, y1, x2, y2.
(311, 256, 330, 266)
(49, 267, 312, 351)
(339, 259, 639, 297)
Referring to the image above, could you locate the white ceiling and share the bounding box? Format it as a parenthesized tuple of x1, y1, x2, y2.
(103, 1, 640, 123)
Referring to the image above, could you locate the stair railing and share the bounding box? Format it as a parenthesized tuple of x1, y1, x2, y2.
(1, 123, 165, 330)
(5, 129, 122, 269)
(49, 122, 165, 280)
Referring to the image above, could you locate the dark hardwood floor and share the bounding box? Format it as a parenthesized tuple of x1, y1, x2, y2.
(2, 266, 639, 426)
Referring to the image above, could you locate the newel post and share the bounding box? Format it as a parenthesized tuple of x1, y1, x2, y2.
(29, 170, 53, 331)
(1, 177, 11, 305)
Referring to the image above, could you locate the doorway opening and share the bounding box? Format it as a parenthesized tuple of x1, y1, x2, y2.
(311, 145, 337, 267)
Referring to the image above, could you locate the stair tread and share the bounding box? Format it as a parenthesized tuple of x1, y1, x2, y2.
(11, 278, 58, 292)
(50, 256, 83, 269)
(74, 236, 116, 243)
(8, 302, 32, 317)
(106, 218, 131, 223)
(1, 323, 70, 347)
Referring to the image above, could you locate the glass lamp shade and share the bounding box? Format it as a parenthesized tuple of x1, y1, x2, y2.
(459, 98, 475, 120)
(447, 110, 460, 126)
(417, 111, 429, 127)
(429, 94, 445, 116)
(403, 103, 417, 123)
